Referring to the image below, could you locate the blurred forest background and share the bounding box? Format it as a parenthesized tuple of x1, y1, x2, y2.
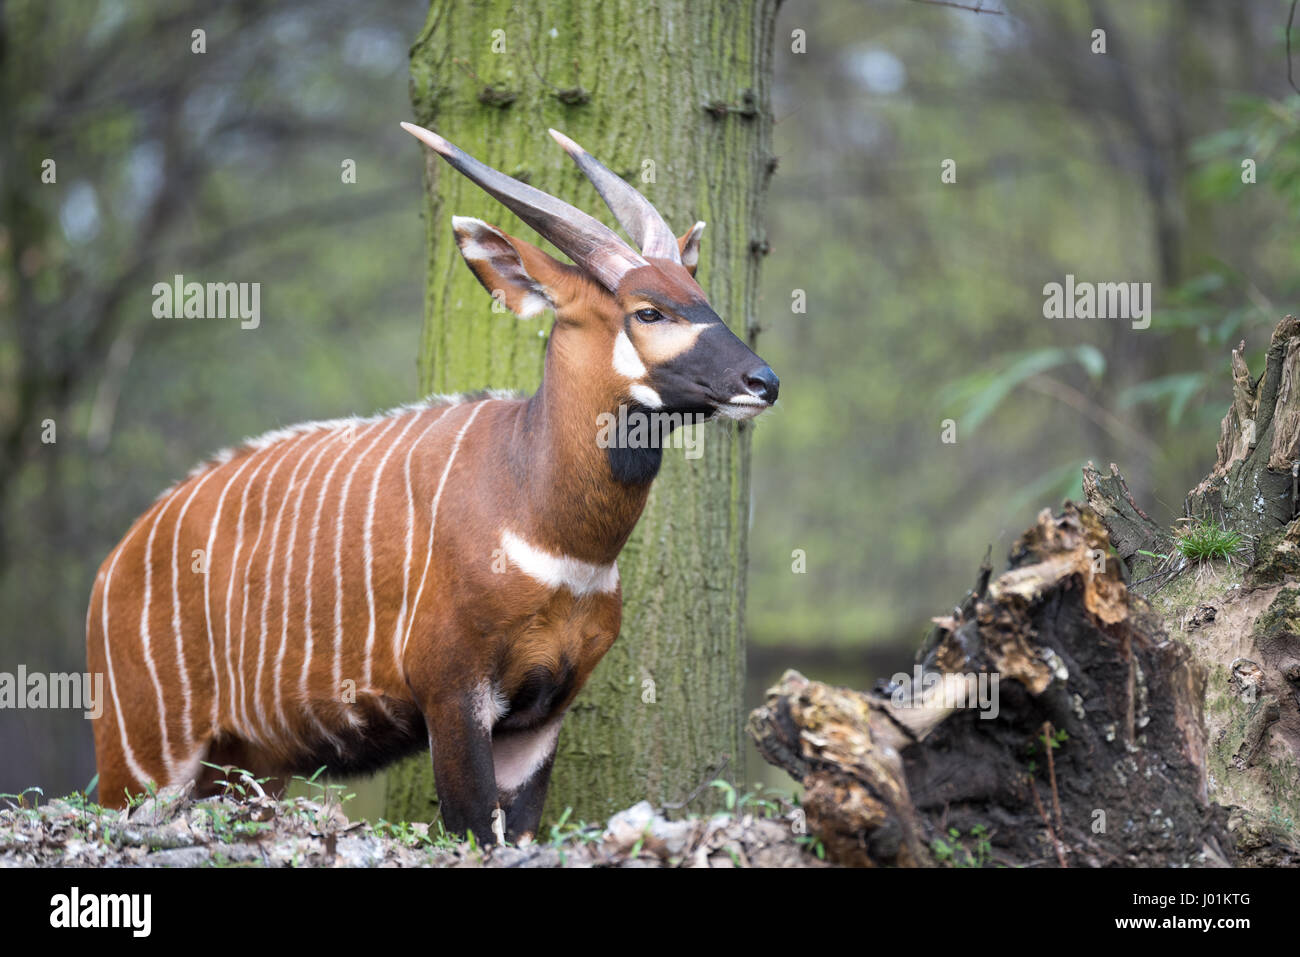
(3, 0, 1300, 803)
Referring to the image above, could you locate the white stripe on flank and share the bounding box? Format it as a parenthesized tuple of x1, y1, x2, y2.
(300, 421, 380, 750)
(257, 423, 372, 745)
(236, 433, 309, 743)
(361, 410, 424, 690)
(100, 519, 156, 789)
(500, 530, 620, 596)
(139, 491, 180, 778)
(169, 462, 229, 760)
(257, 427, 345, 745)
(269, 428, 346, 738)
(401, 400, 492, 660)
(221, 435, 300, 729)
(391, 407, 453, 674)
(331, 417, 402, 729)
(201, 445, 268, 730)
(253, 441, 316, 742)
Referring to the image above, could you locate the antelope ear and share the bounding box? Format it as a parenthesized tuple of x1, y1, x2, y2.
(452, 216, 560, 319)
(677, 221, 706, 277)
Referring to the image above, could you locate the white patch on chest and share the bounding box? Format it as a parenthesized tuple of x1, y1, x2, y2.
(501, 529, 620, 596)
(493, 717, 564, 794)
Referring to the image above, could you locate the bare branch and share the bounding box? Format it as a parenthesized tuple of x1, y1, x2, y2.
(907, 0, 1004, 14)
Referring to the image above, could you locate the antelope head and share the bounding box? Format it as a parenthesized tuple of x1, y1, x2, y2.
(401, 122, 779, 426)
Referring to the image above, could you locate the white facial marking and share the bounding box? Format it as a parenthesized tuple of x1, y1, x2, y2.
(714, 402, 766, 421)
(493, 717, 564, 794)
(629, 383, 664, 409)
(612, 330, 647, 379)
(501, 529, 620, 596)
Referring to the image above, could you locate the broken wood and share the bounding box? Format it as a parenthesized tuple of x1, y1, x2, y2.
(749, 504, 1232, 867)
(748, 315, 1300, 868)
(1186, 316, 1300, 536)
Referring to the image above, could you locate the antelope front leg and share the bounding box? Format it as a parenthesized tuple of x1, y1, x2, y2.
(425, 693, 498, 846)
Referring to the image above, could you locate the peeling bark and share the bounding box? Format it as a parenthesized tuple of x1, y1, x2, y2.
(1082, 461, 1168, 574)
(1186, 316, 1300, 537)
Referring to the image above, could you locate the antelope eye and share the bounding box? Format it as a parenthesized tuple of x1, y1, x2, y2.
(635, 308, 665, 324)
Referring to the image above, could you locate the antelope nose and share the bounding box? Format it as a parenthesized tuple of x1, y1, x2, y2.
(744, 365, 780, 404)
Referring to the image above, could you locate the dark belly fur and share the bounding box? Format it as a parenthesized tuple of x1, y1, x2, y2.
(289, 696, 429, 777)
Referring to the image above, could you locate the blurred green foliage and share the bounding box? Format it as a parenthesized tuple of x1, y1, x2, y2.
(748, 0, 1300, 654)
(5, 0, 1300, 800)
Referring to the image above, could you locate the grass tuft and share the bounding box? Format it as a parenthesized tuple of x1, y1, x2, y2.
(1176, 518, 1246, 564)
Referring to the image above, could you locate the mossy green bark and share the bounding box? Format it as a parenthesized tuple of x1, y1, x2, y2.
(1150, 558, 1300, 842)
(385, 0, 782, 825)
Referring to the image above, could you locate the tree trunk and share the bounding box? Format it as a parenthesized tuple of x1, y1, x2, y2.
(385, 0, 782, 825)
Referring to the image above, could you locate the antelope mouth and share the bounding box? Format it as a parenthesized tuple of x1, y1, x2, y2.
(712, 395, 772, 421)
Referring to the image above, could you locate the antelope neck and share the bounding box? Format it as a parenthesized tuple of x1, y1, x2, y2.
(509, 327, 654, 565)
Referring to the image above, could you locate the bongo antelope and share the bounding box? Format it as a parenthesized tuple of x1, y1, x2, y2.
(86, 123, 779, 844)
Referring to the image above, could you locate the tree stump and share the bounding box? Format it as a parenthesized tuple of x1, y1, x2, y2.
(749, 505, 1232, 867)
(1185, 316, 1300, 537)
(748, 316, 1300, 867)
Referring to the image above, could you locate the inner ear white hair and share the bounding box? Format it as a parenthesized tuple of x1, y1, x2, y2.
(680, 221, 706, 270)
(451, 216, 554, 319)
(452, 216, 515, 263)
